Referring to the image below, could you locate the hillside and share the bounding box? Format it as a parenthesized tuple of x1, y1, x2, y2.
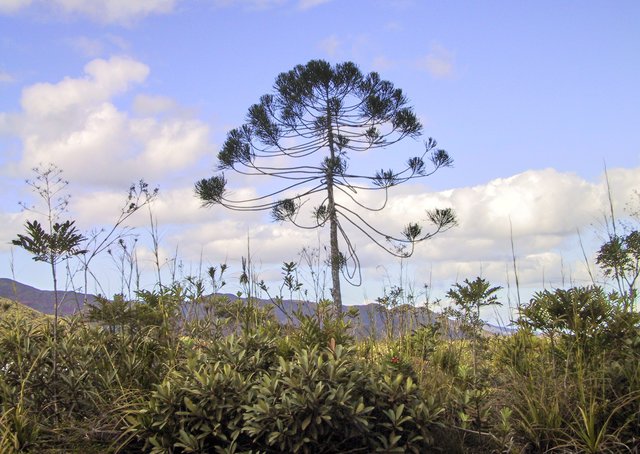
(0, 278, 96, 316)
(210, 294, 446, 338)
(0, 295, 45, 324)
(0, 278, 513, 336)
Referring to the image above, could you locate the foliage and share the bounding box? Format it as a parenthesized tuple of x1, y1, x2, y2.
(519, 285, 640, 357)
(286, 299, 357, 352)
(0, 297, 44, 326)
(4, 163, 640, 452)
(12, 164, 85, 316)
(126, 334, 272, 453)
(87, 293, 164, 334)
(12, 185, 88, 420)
(196, 60, 456, 312)
(12, 220, 86, 264)
(596, 230, 640, 311)
(0, 279, 638, 452)
(126, 335, 444, 453)
(501, 286, 640, 452)
(445, 277, 502, 339)
(407, 322, 441, 360)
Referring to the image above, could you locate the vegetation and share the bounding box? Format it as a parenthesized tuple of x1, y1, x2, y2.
(0, 249, 638, 452)
(0, 297, 44, 326)
(4, 62, 639, 452)
(195, 60, 456, 313)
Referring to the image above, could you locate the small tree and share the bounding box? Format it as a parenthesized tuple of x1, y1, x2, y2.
(12, 220, 86, 321)
(596, 230, 640, 311)
(519, 286, 635, 353)
(446, 277, 502, 338)
(446, 277, 501, 432)
(196, 60, 455, 313)
(596, 168, 640, 311)
(12, 219, 86, 419)
(13, 164, 85, 316)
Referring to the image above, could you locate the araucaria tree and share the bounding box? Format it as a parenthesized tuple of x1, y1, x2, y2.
(196, 60, 456, 313)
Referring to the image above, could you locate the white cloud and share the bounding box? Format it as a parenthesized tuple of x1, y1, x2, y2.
(318, 35, 340, 57)
(0, 0, 176, 23)
(0, 211, 28, 253)
(220, 166, 630, 299)
(66, 34, 131, 59)
(5, 56, 211, 187)
(298, 0, 332, 10)
(212, 0, 334, 10)
(131, 117, 211, 175)
(149, 167, 639, 298)
(0, 0, 31, 13)
(49, 0, 176, 24)
(172, 220, 319, 272)
(448, 169, 602, 238)
(7, 138, 637, 308)
(212, 0, 287, 11)
(417, 43, 455, 79)
(20, 56, 149, 117)
(0, 70, 14, 83)
(67, 36, 104, 57)
(371, 56, 395, 71)
(133, 94, 178, 116)
(401, 167, 638, 288)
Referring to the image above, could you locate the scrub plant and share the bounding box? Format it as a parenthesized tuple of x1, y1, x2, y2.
(11, 220, 86, 421)
(445, 277, 501, 436)
(500, 285, 640, 451)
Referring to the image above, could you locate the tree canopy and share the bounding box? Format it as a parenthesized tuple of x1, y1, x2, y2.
(196, 60, 456, 312)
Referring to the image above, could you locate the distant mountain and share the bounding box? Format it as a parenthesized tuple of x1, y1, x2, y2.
(208, 294, 444, 338)
(229, 296, 516, 336)
(483, 322, 517, 335)
(0, 278, 514, 336)
(0, 278, 97, 316)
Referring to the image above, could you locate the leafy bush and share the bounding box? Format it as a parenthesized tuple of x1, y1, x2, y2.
(126, 334, 445, 453)
(125, 332, 278, 452)
(407, 322, 440, 360)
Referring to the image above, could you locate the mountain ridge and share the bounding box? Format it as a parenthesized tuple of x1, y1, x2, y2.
(0, 277, 96, 316)
(0, 278, 514, 335)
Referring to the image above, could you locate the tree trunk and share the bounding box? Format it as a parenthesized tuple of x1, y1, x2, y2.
(327, 182, 342, 314)
(325, 100, 342, 314)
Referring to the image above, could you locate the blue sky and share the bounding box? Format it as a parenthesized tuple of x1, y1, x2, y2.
(1, 0, 639, 322)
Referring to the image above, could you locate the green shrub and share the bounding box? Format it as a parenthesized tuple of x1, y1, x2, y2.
(127, 360, 254, 453)
(491, 327, 544, 376)
(407, 322, 440, 360)
(0, 403, 39, 453)
(126, 336, 445, 453)
(125, 332, 277, 453)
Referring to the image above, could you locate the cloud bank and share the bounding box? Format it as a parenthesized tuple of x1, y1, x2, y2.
(2, 56, 211, 188)
(0, 0, 176, 23)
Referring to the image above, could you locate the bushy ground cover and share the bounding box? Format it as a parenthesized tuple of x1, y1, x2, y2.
(0, 282, 639, 453)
